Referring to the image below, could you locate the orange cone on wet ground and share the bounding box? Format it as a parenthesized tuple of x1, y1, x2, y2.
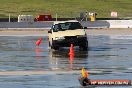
(69, 44, 74, 55)
(69, 53, 74, 64)
(69, 53, 74, 69)
(36, 38, 43, 46)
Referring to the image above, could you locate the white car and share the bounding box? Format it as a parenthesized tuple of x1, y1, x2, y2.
(48, 20, 88, 50)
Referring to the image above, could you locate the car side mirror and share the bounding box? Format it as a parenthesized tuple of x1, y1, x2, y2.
(48, 30, 52, 33)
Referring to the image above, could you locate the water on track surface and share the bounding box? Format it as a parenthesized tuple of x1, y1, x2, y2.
(0, 35, 132, 88)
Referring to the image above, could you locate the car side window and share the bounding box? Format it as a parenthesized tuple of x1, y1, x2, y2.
(51, 25, 54, 31)
(59, 23, 67, 31)
(52, 24, 59, 32)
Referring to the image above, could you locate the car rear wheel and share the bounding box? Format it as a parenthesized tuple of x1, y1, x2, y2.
(49, 42, 51, 47)
(51, 45, 59, 50)
(51, 40, 59, 50)
(79, 41, 88, 51)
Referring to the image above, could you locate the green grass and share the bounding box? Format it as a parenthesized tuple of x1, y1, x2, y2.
(0, 0, 132, 18)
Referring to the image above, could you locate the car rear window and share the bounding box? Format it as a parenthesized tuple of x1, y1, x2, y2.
(52, 22, 82, 32)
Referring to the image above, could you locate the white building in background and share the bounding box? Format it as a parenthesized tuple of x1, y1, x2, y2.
(18, 15, 34, 22)
(111, 12, 118, 17)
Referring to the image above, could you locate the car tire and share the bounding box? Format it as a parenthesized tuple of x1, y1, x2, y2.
(51, 40, 59, 50)
(49, 42, 51, 47)
(52, 45, 59, 50)
(79, 41, 88, 51)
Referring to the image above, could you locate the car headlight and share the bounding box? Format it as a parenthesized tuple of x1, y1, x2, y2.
(55, 36, 65, 40)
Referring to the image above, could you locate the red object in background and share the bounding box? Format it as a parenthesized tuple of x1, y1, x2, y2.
(36, 15, 52, 21)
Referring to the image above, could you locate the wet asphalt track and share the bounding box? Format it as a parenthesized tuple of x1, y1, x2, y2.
(0, 35, 132, 88)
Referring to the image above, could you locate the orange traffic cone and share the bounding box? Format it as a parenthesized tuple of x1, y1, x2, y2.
(69, 53, 74, 64)
(36, 38, 43, 46)
(69, 44, 74, 55)
(69, 53, 74, 69)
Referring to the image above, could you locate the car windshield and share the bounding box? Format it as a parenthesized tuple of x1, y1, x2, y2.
(53, 22, 82, 32)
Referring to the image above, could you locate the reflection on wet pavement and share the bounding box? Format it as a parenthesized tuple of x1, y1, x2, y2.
(0, 36, 132, 88)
